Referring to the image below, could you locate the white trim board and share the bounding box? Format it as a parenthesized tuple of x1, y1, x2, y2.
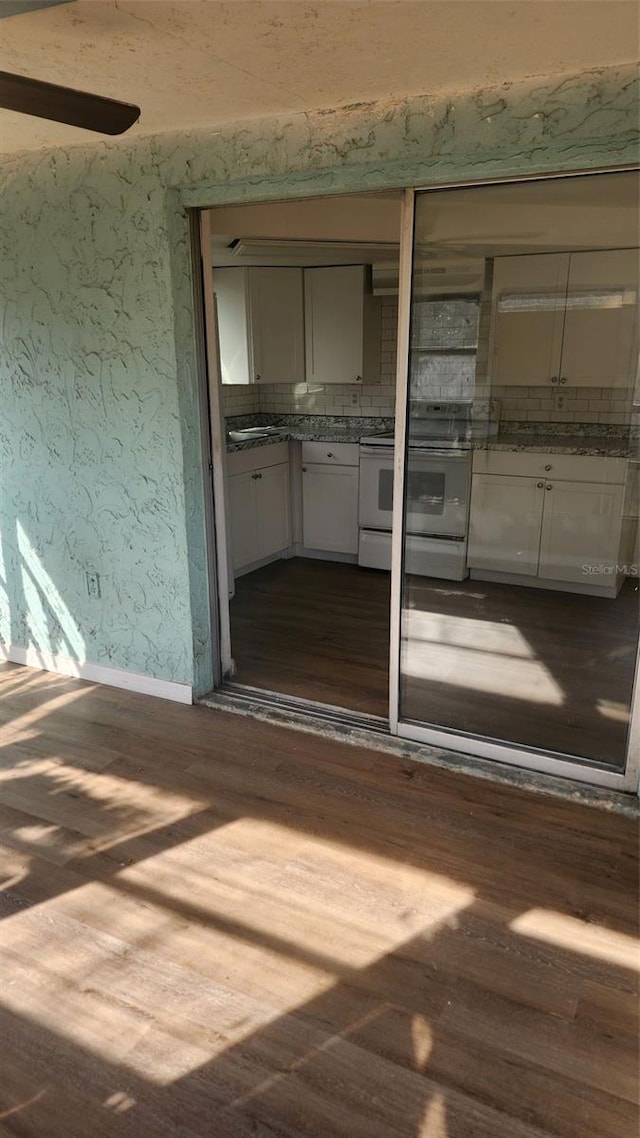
(0, 645, 193, 705)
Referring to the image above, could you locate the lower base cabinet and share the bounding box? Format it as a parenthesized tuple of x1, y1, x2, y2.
(468, 452, 627, 590)
(228, 457, 290, 573)
(302, 464, 359, 554)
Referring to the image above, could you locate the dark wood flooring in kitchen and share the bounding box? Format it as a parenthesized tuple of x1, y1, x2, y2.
(0, 661, 638, 1138)
(230, 557, 392, 717)
(230, 558, 639, 768)
(401, 573, 639, 769)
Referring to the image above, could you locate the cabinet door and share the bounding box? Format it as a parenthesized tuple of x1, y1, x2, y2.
(228, 471, 257, 571)
(490, 254, 569, 385)
(538, 480, 625, 584)
(249, 268, 305, 384)
(468, 474, 544, 575)
(559, 249, 639, 387)
(214, 268, 252, 385)
(256, 462, 291, 559)
(302, 464, 359, 553)
(305, 266, 365, 384)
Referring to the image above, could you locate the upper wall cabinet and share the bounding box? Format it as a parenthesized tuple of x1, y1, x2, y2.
(215, 267, 305, 385)
(304, 265, 381, 384)
(489, 248, 639, 388)
(560, 250, 638, 387)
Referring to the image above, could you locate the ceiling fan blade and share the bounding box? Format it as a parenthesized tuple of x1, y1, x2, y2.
(0, 1, 74, 17)
(0, 71, 140, 135)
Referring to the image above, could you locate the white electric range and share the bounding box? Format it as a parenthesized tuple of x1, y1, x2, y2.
(358, 402, 499, 579)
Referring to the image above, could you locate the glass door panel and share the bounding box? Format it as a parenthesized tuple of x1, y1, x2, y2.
(393, 172, 640, 787)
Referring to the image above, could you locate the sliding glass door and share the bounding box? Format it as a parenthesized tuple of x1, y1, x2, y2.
(391, 172, 640, 790)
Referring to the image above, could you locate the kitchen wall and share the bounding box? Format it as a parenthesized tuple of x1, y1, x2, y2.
(1, 63, 636, 693)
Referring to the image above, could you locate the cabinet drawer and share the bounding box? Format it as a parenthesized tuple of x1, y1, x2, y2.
(472, 449, 627, 485)
(301, 441, 360, 467)
(227, 441, 289, 476)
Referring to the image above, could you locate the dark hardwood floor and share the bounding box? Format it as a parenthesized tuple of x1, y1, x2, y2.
(230, 558, 639, 768)
(230, 557, 391, 716)
(0, 661, 638, 1138)
(401, 574, 640, 769)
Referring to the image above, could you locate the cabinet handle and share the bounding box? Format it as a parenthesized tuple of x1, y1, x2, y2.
(256, 472, 262, 479)
(545, 483, 553, 490)
(302, 466, 307, 473)
(550, 376, 559, 384)
(536, 481, 544, 489)
(559, 377, 567, 385)
(326, 452, 334, 458)
(255, 374, 261, 382)
(355, 375, 362, 383)
(544, 464, 552, 472)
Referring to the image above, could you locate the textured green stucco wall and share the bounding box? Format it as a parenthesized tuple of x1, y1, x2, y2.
(0, 65, 638, 694)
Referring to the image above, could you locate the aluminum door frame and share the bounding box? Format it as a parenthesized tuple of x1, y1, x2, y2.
(388, 180, 640, 794)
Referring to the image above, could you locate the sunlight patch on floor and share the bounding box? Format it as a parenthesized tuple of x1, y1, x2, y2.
(0, 754, 207, 860)
(401, 609, 565, 705)
(0, 817, 474, 1085)
(510, 908, 639, 971)
(597, 698, 630, 723)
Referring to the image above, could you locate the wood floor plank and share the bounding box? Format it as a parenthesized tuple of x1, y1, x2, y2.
(0, 661, 637, 1137)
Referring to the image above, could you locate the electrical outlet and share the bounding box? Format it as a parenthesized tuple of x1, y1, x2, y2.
(86, 571, 101, 599)
(350, 391, 359, 405)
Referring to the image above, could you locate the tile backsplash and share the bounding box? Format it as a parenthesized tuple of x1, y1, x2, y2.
(221, 386, 260, 417)
(221, 293, 635, 427)
(482, 385, 635, 425)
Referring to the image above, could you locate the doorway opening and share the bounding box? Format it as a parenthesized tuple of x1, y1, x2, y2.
(201, 190, 404, 723)
(196, 170, 640, 791)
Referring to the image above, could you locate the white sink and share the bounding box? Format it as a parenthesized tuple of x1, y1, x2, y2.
(228, 425, 283, 442)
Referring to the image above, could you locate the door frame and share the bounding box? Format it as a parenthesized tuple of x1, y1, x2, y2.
(388, 173, 640, 793)
(195, 170, 640, 795)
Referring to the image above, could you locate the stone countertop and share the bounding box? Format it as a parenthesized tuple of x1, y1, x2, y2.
(481, 433, 633, 458)
(226, 425, 387, 452)
(225, 417, 635, 459)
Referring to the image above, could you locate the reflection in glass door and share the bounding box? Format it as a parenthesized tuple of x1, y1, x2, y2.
(391, 172, 640, 790)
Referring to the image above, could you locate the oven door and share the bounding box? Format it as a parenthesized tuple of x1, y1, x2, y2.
(405, 448, 470, 537)
(359, 446, 395, 531)
(360, 445, 470, 537)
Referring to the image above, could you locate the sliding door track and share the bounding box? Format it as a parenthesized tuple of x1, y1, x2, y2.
(199, 680, 390, 736)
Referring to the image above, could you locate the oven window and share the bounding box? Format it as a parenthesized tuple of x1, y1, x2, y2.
(407, 470, 445, 515)
(377, 468, 394, 512)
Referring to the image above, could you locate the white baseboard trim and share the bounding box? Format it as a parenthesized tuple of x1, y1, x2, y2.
(1, 644, 193, 705)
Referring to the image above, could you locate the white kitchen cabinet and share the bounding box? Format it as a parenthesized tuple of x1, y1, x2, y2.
(228, 451, 291, 572)
(489, 248, 639, 388)
(468, 452, 626, 592)
(304, 265, 381, 384)
(490, 253, 569, 386)
(228, 471, 258, 570)
(558, 249, 638, 387)
(538, 480, 625, 584)
(255, 463, 291, 560)
(468, 474, 544, 576)
(214, 267, 305, 384)
(302, 464, 359, 554)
